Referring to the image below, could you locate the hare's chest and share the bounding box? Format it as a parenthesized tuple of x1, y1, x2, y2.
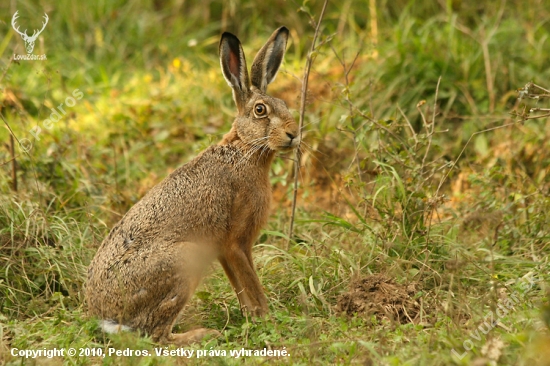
(229, 176, 272, 236)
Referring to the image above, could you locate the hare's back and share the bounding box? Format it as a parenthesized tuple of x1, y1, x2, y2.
(97, 146, 239, 256)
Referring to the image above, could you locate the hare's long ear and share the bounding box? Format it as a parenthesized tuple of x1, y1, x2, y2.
(220, 32, 250, 113)
(250, 26, 289, 93)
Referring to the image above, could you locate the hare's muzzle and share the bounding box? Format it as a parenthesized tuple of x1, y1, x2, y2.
(284, 131, 300, 149)
(274, 122, 299, 151)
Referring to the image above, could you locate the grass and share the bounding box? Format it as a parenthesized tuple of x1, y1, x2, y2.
(1, 0, 550, 364)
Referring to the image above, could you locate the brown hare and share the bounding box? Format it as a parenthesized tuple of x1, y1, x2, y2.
(86, 26, 299, 345)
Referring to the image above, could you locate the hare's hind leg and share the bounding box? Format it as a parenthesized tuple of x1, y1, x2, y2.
(129, 241, 219, 344)
(169, 329, 221, 345)
(148, 289, 220, 346)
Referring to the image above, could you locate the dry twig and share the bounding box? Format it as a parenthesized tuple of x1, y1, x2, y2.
(288, 0, 329, 246)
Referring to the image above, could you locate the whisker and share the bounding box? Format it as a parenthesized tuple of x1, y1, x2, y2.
(300, 117, 321, 130)
(238, 146, 259, 165)
(257, 144, 269, 164)
(298, 153, 306, 185)
(299, 141, 314, 152)
(296, 144, 324, 168)
(245, 136, 269, 145)
(237, 139, 268, 166)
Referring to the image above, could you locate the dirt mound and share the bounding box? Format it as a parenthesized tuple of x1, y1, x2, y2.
(336, 274, 421, 324)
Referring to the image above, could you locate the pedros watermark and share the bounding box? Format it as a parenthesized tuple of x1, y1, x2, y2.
(19, 89, 84, 153)
(450, 274, 537, 361)
(11, 10, 48, 61)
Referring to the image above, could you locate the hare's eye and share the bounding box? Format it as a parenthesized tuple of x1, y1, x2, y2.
(254, 103, 267, 117)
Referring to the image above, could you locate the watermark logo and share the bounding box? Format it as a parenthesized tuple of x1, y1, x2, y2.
(451, 274, 537, 361)
(19, 88, 84, 153)
(11, 11, 48, 61)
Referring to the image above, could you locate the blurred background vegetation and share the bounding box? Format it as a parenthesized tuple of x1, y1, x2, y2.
(1, 0, 549, 364)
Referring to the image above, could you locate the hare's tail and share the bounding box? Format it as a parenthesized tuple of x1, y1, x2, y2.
(100, 319, 132, 333)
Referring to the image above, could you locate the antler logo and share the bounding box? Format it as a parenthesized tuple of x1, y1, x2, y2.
(11, 11, 49, 54)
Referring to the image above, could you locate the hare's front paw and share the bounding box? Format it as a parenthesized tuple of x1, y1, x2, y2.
(241, 304, 268, 318)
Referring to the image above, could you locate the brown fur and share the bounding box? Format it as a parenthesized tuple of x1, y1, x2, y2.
(86, 27, 298, 345)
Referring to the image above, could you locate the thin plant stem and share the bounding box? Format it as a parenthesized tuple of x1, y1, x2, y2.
(288, 0, 329, 247)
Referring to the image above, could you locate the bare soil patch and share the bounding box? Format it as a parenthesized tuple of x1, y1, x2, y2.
(336, 274, 422, 324)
